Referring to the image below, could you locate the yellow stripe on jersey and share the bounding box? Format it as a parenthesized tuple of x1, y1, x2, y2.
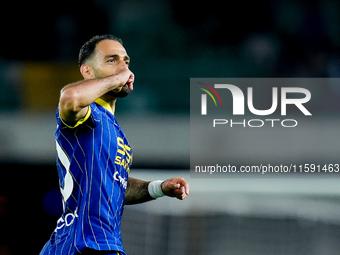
(59, 106, 92, 129)
(95, 98, 114, 115)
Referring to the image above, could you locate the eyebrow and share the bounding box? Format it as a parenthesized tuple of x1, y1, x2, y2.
(104, 54, 130, 61)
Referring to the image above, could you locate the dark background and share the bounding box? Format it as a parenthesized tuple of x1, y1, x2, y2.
(1, 0, 340, 254)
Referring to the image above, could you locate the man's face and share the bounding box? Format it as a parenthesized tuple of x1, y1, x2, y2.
(88, 39, 133, 98)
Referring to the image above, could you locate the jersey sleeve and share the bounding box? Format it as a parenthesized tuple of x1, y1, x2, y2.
(57, 103, 100, 130)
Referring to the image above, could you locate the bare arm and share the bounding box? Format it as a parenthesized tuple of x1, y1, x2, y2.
(125, 177, 153, 205)
(125, 177, 189, 205)
(59, 65, 132, 123)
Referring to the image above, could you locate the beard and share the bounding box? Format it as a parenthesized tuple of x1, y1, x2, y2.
(108, 84, 131, 98)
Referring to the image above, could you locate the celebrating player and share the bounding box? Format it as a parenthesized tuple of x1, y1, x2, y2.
(40, 35, 189, 255)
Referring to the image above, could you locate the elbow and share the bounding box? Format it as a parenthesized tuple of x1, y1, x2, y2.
(59, 87, 83, 114)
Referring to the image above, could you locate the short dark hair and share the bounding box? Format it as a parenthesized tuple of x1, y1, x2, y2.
(78, 34, 123, 67)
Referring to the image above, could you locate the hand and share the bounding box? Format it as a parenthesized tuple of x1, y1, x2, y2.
(125, 72, 134, 91)
(161, 177, 189, 200)
(110, 62, 133, 90)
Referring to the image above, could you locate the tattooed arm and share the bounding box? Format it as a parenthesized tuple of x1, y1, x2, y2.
(124, 177, 189, 205)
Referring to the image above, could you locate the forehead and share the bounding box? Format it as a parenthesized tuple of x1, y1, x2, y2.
(94, 39, 127, 59)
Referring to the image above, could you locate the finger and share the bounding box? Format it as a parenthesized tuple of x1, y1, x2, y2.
(175, 190, 184, 200)
(177, 194, 185, 200)
(180, 185, 185, 195)
(178, 189, 187, 200)
(173, 185, 186, 200)
(184, 182, 189, 195)
(174, 179, 189, 195)
(128, 73, 134, 82)
(178, 179, 189, 195)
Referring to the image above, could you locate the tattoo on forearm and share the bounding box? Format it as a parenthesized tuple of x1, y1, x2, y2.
(125, 177, 154, 205)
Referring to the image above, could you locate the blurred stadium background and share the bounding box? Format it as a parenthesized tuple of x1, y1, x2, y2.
(1, 0, 340, 254)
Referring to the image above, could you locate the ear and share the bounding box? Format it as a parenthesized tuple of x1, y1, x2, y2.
(80, 64, 95, 79)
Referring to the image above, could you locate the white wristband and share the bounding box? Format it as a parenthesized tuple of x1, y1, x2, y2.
(148, 180, 165, 199)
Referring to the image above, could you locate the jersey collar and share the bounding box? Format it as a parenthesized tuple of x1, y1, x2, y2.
(95, 98, 114, 115)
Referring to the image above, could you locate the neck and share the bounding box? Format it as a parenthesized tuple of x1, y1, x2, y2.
(97, 96, 117, 115)
(109, 99, 117, 115)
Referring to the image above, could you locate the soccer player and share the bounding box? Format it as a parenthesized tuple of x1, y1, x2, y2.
(40, 35, 189, 255)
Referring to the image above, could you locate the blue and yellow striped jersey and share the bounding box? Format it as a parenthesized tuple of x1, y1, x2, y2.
(40, 98, 132, 255)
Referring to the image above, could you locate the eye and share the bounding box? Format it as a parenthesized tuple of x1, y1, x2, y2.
(107, 58, 115, 63)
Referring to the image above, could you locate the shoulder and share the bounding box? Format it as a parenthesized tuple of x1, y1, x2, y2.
(57, 102, 100, 129)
